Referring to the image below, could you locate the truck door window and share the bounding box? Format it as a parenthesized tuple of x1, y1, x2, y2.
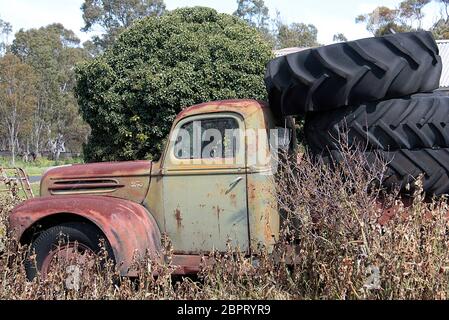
(174, 118, 239, 159)
(273, 127, 293, 152)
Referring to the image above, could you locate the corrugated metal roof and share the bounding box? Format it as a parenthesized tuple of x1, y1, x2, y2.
(273, 47, 309, 57)
(437, 40, 449, 88)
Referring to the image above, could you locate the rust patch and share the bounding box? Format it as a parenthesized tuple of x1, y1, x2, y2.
(264, 208, 273, 243)
(176, 99, 267, 121)
(216, 206, 222, 236)
(230, 194, 237, 207)
(175, 208, 183, 229)
(40, 160, 152, 203)
(376, 197, 449, 225)
(171, 254, 214, 275)
(42, 160, 151, 179)
(8, 195, 162, 276)
(248, 182, 256, 200)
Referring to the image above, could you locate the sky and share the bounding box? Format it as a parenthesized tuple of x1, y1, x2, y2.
(0, 0, 446, 45)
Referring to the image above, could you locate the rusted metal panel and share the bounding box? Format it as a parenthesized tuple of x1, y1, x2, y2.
(162, 169, 249, 253)
(143, 161, 166, 234)
(48, 182, 125, 191)
(171, 254, 203, 275)
(247, 173, 279, 252)
(160, 113, 249, 253)
(242, 99, 280, 252)
(40, 161, 151, 204)
(175, 99, 269, 122)
(375, 197, 448, 225)
(42, 160, 151, 178)
(9, 195, 161, 276)
(8, 99, 284, 276)
(147, 99, 281, 254)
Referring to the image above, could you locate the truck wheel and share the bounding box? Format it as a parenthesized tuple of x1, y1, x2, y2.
(305, 93, 449, 153)
(25, 222, 114, 285)
(321, 148, 449, 196)
(266, 31, 441, 116)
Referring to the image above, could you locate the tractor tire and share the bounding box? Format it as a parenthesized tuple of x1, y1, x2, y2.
(25, 222, 114, 281)
(321, 148, 449, 196)
(265, 31, 442, 117)
(305, 93, 449, 153)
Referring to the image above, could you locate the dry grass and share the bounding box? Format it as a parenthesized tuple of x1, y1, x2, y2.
(276, 147, 449, 300)
(1, 148, 449, 300)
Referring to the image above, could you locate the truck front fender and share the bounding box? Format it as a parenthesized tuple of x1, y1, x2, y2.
(9, 195, 161, 275)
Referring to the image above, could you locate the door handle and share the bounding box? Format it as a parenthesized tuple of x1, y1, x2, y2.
(229, 177, 243, 187)
(227, 177, 243, 194)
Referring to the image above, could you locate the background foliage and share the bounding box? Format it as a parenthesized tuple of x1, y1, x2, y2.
(76, 6, 273, 161)
(2, 1, 449, 164)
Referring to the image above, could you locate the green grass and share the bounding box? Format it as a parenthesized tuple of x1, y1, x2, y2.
(20, 166, 49, 176)
(1, 156, 83, 198)
(30, 183, 40, 197)
(0, 182, 41, 200)
(0, 157, 83, 176)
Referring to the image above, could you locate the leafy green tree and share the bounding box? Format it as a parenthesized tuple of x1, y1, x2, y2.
(398, 0, 430, 29)
(81, 0, 166, 52)
(431, 19, 449, 39)
(272, 11, 319, 49)
(356, 6, 405, 36)
(76, 7, 273, 162)
(0, 19, 12, 150)
(432, 0, 449, 39)
(82, 39, 103, 58)
(0, 19, 12, 55)
(233, 0, 275, 47)
(11, 24, 89, 158)
(356, 1, 431, 36)
(276, 22, 319, 48)
(0, 54, 37, 165)
(333, 33, 348, 42)
(233, 0, 269, 30)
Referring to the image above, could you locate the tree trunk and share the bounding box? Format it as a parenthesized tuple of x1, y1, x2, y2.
(7, 110, 17, 167)
(9, 130, 15, 166)
(34, 128, 40, 156)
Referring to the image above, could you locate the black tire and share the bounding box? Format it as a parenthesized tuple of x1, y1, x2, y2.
(305, 93, 449, 153)
(265, 31, 442, 117)
(321, 148, 449, 196)
(25, 222, 114, 281)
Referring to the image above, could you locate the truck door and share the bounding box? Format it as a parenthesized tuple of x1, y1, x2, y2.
(162, 113, 248, 253)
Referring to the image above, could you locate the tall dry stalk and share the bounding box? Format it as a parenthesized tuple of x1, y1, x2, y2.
(1, 146, 449, 299)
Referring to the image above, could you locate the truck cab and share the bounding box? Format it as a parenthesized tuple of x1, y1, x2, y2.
(9, 99, 295, 277)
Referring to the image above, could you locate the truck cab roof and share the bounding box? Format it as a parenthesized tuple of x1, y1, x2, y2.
(176, 99, 270, 122)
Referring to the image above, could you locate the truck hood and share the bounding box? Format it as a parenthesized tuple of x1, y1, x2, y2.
(40, 161, 152, 203)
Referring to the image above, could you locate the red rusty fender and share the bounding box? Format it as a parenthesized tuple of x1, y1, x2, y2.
(42, 160, 152, 179)
(41, 161, 152, 204)
(171, 255, 203, 275)
(376, 197, 449, 226)
(9, 195, 161, 276)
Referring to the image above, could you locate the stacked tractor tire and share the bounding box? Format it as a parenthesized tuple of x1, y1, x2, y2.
(265, 31, 449, 196)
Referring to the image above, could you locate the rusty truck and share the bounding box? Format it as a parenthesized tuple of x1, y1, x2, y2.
(5, 30, 448, 282)
(8, 99, 296, 279)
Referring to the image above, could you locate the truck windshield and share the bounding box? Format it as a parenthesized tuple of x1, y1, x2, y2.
(269, 127, 293, 153)
(174, 118, 239, 160)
